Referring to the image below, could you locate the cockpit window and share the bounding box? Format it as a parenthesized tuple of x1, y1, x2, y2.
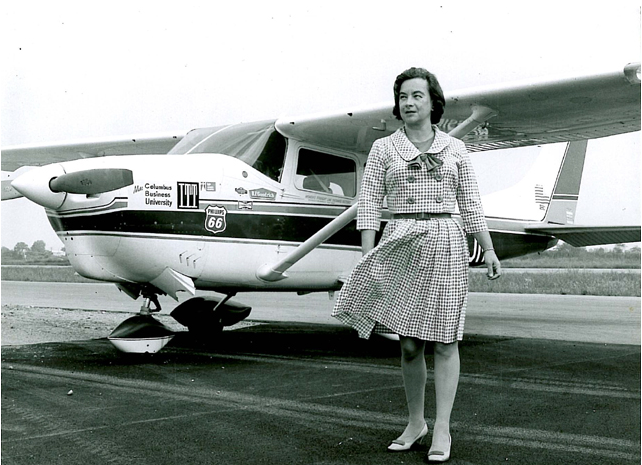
(295, 149, 357, 197)
(169, 120, 286, 182)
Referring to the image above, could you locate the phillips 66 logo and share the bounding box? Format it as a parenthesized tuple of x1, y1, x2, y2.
(205, 205, 227, 234)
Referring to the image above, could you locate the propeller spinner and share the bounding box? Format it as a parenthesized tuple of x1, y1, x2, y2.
(12, 165, 134, 209)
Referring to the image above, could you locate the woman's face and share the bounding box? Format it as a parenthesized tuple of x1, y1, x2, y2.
(399, 78, 432, 125)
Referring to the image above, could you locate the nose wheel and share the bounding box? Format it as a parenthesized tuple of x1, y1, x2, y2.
(108, 290, 174, 354)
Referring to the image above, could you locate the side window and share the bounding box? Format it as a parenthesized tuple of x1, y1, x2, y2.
(295, 149, 356, 197)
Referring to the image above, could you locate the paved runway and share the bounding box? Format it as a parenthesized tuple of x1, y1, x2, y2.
(2, 281, 640, 344)
(2, 282, 641, 464)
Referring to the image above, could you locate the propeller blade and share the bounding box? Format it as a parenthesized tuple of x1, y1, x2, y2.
(49, 168, 134, 194)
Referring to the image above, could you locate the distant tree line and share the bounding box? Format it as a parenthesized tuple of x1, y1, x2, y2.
(1, 241, 70, 265)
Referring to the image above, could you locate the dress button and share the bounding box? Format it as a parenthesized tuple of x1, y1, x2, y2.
(407, 175, 416, 183)
(434, 173, 443, 181)
(435, 195, 443, 203)
(406, 197, 415, 204)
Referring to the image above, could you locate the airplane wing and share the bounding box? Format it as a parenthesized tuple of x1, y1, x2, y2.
(524, 225, 641, 247)
(3, 63, 638, 171)
(275, 62, 641, 154)
(259, 65, 640, 274)
(1, 132, 185, 171)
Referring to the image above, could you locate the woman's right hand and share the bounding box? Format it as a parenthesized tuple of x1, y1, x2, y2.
(361, 230, 376, 256)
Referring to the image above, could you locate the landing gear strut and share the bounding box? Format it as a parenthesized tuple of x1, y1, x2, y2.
(139, 290, 162, 315)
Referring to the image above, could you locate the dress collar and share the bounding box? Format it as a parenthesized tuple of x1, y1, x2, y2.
(391, 126, 451, 161)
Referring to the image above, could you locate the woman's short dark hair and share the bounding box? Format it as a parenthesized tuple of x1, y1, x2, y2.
(393, 67, 445, 124)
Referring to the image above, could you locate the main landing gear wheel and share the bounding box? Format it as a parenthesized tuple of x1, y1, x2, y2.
(171, 294, 252, 343)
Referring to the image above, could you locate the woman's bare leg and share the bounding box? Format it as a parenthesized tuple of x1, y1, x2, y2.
(396, 335, 427, 440)
(431, 341, 460, 450)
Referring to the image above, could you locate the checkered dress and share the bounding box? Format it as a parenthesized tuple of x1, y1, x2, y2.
(332, 127, 488, 343)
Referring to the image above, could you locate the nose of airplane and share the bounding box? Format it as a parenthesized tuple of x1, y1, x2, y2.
(12, 165, 135, 209)
(11, 164, 67, 209)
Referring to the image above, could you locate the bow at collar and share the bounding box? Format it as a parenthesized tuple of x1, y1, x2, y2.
(392, 126, 450, 171)
(407, 153, 443, 171)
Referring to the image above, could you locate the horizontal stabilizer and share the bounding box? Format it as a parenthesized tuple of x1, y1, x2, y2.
(525, 225, 641, 247)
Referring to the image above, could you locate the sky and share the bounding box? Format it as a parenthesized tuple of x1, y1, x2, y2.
(1, 1, 640, 250)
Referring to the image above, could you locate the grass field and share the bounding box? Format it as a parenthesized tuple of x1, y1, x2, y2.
(1, 265, 639, 297)
(501, 253, 640, 269)
(1, 266, 97, 284)
(469, 269, 640, 296)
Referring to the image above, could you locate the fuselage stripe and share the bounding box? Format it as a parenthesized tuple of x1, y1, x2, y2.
(47, 200, 555, 261)
(56, 230, 362, 251)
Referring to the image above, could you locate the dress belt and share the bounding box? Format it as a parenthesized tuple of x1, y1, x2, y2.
(391, 212, 452, 220)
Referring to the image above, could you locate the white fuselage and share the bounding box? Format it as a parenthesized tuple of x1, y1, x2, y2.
(41, 153, 363, 291)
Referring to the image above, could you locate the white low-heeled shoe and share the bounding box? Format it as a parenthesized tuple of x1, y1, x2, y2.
(387, 423, 428, 452)
(427, 434, 451, 462)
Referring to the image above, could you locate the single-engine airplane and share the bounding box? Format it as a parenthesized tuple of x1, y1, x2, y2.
(2, 63, 640, 353)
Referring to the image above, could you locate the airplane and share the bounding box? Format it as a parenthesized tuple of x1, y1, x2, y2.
(2, 62, 640, 353)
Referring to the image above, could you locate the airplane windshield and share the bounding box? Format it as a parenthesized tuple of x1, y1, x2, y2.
(169, 120, 286, 182)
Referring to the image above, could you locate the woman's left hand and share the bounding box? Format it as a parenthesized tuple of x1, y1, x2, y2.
(484, 250, 501, 280)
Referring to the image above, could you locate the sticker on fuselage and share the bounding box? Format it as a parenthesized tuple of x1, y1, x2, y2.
(250, 188, 276, 201)
(235, 187, 248, 195)
(202, 182, 216, 192)
(238, 201, 253, 210)
(143, 183, 173, 207)
(205, 205, 227, 234)
(178, 182, 199, 209)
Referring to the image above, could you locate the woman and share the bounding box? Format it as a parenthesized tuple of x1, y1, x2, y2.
(332, 67, 501, 463)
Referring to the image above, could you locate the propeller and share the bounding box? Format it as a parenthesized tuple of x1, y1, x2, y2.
(49, 168, 134, 194)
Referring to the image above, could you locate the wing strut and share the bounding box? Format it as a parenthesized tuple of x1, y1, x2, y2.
(256, 203, 358, 282)
(447, 105, 498, 139)
(256, 116, 501, 282)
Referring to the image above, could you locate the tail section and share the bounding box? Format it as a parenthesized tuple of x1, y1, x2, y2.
(540, 140, 588, 225)
(525, 139, 641, 246)
(477, 138, 639, 250)
(477, 142, 570, 222)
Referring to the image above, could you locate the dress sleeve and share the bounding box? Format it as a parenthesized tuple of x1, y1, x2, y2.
(356, 140, 387, 231)
(455, 141, 488, 234)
